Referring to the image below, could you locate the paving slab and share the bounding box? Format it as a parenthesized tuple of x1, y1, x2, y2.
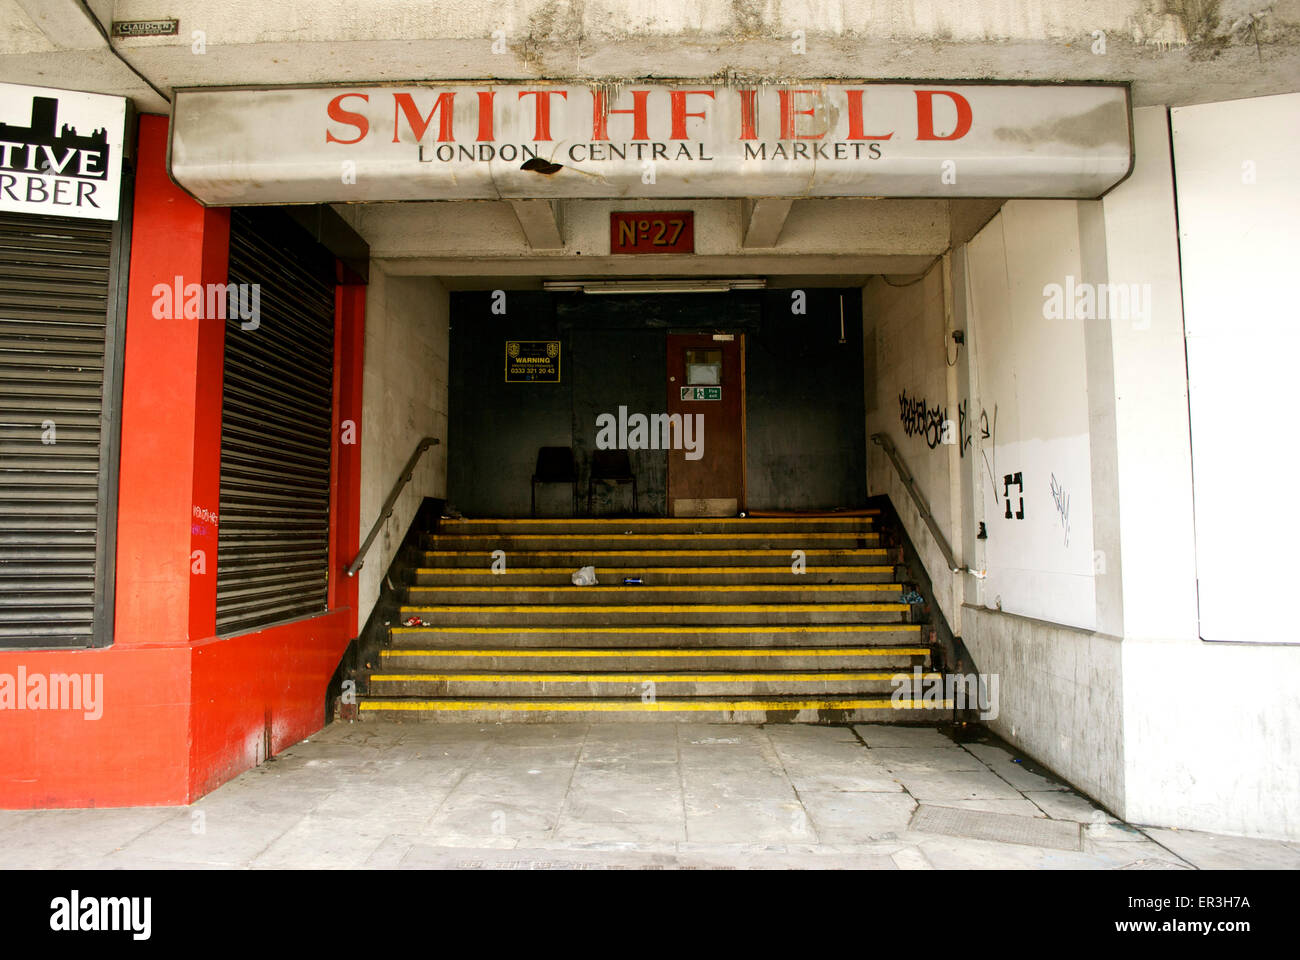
(490, 725, 591, 747)
(2, 807, 187, 869)
(448, 764, 577, 799)
(114, 807, 308, 868)
(912, 833, 1115, 870)
(550, 817, 687, 844)
(781, 759, 903, 793)
(678, 724, 772, 746)
(964, 742, 1070, 792)
(423, 795, 562, 843)
(1084, 821, 1151, 843)
(890, 845, 934, 869)
(563, 768, 683, 823)
(798, 790, 917, 842)
(581, 725, 680, 763)
(853, 724, 955, 748)
(1140, 826, 1300, 869)
(312, 781, 453, 821)
(1082, 837, 1194, 869)
(764, 723, 861, 743)
(895, 768, 1025, 801)
(1025, 790, 1115, 822)
(479, 742, 585, 768)
(684, 796, 817, 844)
(7, 720, 1295, 871)
(925, 796, 1048, 818)
(910, 803, 1082, 851)
(869, 747, 986, 774)
(768, 736, 877, 766)
(364, 834, 421, 867)
(251, 815, 417, 869)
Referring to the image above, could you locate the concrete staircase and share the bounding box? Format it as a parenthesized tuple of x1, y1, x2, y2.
(357, 512, 951, 722)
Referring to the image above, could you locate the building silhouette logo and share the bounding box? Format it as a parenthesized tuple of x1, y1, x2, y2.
(0, 95, 111, 179)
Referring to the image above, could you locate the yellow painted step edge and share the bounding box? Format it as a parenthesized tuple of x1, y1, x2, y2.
(360, 699, 954, 712)
(403, 602, 912, 612)
(406, 584, 901, 593)
(423, 549, 890, 557)
(414, 565, 898, 575)
(371, 672, 940, 682)
(381, 646, 931, 658)
(440, 514, 878, 524)
(391, 623, 922, 635)
(428, 532, 879, 541)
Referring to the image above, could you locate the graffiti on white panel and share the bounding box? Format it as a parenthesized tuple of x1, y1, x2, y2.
(1002, 472, 1024, 519)
(1050, 472, 1071, 547)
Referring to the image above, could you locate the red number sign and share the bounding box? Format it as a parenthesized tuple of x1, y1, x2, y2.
(610, 211, 694, 254)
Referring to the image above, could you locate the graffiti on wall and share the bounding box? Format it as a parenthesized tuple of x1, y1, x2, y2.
(898, 389, 948, 449)
(1002, 472, 1024, 519)
(1050, 472, 1070, 546)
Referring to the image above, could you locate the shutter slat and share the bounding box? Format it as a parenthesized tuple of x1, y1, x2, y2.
(0, 211, 112, 648)
(216, 209, 335, 636)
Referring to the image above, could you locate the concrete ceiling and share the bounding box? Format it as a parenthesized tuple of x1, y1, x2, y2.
(1, 0, 1298, 115)
(334, 196, 1001, 282)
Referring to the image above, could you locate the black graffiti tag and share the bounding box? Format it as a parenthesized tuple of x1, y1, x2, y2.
(899, 389, 947, 450)
(1003, 471, 1025, 519)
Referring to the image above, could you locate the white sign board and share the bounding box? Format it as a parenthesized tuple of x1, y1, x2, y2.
(1173, 93, 1300, 644)
(0, 82, 126, 220)
(170, 82, 1131, 204)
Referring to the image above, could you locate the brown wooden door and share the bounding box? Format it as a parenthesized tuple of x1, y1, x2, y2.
(666, 332, 745, 516)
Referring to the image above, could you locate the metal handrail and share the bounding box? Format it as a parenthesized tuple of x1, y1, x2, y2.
(346, 436, 440, 577)
(870, 432, 965, 574)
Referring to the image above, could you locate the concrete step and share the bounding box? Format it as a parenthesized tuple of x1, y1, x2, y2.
(418, 548, 899, 568)
(397, 602, 910, 626)
(377, 645, 932, 671)
(389, 622, 924, 647)
(422, 532, 882, 551)
(437, 515, 877, 535)
(366, 668, 937, 698)
(403, 583, 904, 605)
(410, 565, 900, 585)
(356, 694, 954, 723)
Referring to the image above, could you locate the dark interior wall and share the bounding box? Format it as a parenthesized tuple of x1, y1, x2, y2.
(447, 292, 568, 516)
(745, 290, 867, 510)
(447, 289, 866, 516)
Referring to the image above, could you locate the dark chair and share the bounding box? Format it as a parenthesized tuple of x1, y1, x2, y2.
(588, 449, 638, 515)
(532, 447, 578, 517)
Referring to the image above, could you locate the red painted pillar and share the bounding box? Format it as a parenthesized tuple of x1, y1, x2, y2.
(330, 281, 366, 631)
(115, 114, 230, 647)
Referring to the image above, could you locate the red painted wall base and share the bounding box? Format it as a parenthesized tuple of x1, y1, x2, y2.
(0, 114, 364, 809)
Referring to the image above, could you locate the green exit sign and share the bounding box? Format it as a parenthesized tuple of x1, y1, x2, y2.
(681, 386, 721, 401)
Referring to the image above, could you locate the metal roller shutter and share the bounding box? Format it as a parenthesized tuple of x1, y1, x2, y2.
(0, 211, 116, 648)
(216, 208, 336, 636)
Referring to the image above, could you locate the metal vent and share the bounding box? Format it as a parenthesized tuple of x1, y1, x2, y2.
(216, 209, 335, 636)
(0, 212, 115, 649)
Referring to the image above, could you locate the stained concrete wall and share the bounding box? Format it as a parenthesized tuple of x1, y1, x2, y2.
(865, 105, 1299, 839)
(863, 264, 962, 630)
(9, 1, 1298, 112)
(1114, 103, 1299, 840)
(864, 199, 1126, 814)
(357, 269, 450, 625)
